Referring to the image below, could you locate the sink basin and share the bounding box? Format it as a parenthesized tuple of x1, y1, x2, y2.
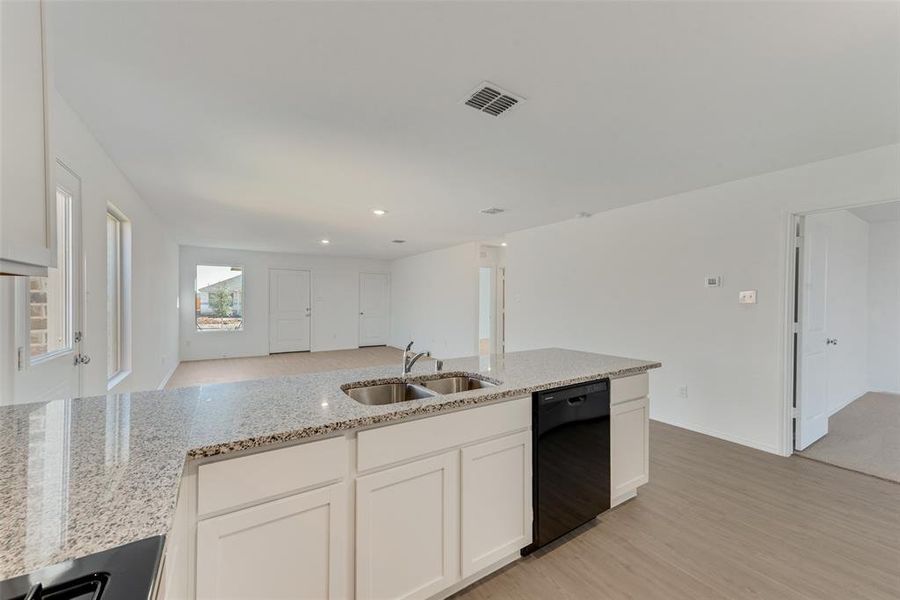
(344, 382, 436, 405)
(419, 375, 498, 394)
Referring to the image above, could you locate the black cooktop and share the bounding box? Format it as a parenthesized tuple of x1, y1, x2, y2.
(0, 536, 163, 600)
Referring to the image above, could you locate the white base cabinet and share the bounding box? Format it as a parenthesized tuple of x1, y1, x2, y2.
(610, 374, 651, 507)
(196, 483, 347, 600)
(460, 431, 532, 577)
(356, 452, 459, 600)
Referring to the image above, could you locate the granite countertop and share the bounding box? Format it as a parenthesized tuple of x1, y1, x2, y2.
(0, 348, 660, 579)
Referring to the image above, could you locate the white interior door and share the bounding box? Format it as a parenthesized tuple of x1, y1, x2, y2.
(268, 268, 310, 354)
(796, 216, 829, 450)
(358, 272, 389, 347)
(14, 163, 83, 404)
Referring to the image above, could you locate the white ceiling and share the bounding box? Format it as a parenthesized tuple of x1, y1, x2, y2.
(850, 201, 900, 223)
(51, 1, 900, 259)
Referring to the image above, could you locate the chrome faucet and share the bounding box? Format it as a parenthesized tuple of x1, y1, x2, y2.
(401, 341, 429, 377)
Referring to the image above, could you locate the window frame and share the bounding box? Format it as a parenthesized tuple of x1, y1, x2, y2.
(106, 205, 132, 388)
(194, 264, 245, 333)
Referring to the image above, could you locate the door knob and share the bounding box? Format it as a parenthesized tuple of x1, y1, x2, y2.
(74, 353, 91, 365)
(826, 338, 839, 346)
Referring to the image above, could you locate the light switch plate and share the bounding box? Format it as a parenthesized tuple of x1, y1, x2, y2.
(705, 276, 722, 287)
(739, 290, 757, 304)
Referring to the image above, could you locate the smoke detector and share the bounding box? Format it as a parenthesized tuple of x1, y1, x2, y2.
(480, 207, 506, 215)
(463, 82, 524, 117)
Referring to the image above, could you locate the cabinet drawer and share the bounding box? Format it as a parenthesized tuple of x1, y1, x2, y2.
(611, 373, 649, 405)
(198, 436, 347, 517)
(357, 396, 530, 472)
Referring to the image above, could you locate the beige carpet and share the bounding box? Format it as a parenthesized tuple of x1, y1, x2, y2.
(165, 346, 405, 389)
(798, 392, 900, 482)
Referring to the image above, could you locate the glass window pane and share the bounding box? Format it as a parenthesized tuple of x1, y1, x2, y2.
(107, 213, 121, 378)
(29, 189, 71, 360)
(196, 265, 243, 331)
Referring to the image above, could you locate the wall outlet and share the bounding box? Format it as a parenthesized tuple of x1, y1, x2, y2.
(678, 385, 689, 399)
(739, 290, 758, 304)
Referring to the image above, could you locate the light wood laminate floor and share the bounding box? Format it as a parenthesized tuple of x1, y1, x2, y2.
(165, 346, 404, 389)
(453, 421, 900, 600)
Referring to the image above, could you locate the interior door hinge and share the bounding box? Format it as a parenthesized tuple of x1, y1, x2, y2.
(792, 407, 800, 419)
(16, 347, 25, 372)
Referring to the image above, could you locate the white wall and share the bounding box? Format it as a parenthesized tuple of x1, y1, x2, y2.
(868, 220, 900, 393)
(807, 210, 870, 413)
(0, 91, 179, 404)
(179, 245, 389, 360)
(389, 243, 480, 358)
(503, 145, 899, 454)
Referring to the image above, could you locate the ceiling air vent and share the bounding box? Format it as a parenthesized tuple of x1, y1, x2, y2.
(480, 207, 505, 215)
(463, 82, 524, 117)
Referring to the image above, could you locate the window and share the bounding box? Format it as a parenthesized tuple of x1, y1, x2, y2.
(196, 265, 244, 331)
(106, 206, 131, 383)
(29, 188, 72, 360)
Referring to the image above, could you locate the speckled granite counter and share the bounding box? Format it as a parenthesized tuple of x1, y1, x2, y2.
(0, 348, 659, 579)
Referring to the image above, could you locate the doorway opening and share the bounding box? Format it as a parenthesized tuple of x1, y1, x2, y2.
(478, 245, 506, 357)
(788, 200, 900, 481)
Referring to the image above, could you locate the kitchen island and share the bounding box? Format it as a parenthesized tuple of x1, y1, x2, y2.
(0, 348, 660, 598)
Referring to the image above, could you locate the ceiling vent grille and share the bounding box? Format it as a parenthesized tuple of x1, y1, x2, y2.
(463, 82, 524, 117)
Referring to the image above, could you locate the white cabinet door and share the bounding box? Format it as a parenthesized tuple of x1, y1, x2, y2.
(269, 268, 311, 353)
(196, 483, 348, 600)
(610, 396, 649, 505)
(1, 0, 55, 274)
(460, 431, 532, 577)
(356, 452, 459, 600)
(358, 272, 390, 347)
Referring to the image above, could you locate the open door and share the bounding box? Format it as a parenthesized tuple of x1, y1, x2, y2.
(795, 216, 829, 450)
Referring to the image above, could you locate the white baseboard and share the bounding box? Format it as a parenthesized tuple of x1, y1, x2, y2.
(651, 417, 783, 456)
(157, 362, 180, 390)
(828, 391, 867, 416)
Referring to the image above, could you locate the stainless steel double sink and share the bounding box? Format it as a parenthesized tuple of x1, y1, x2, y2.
(343, 373, 498, 405)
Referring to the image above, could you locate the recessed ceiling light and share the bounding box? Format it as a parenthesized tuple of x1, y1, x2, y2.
(500, 242, 508, 247)
(480, 207, 505, 215)
(320, 239, 330, 245)
(392, 239, 406, 244)
(372, 209, 387, 216)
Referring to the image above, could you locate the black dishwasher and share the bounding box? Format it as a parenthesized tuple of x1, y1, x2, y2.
(525, 379, 610, 553)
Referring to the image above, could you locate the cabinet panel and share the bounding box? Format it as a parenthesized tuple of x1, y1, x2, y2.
(460, 431, 532, 577)
(198, 436, 346, 517)
(357, 396, 529, 472)
(196, 484, 347, 600)
(611, 373, 649, 405)
(1, 0, 54, 272)
(356, 452, 459, 600)
(611, 396, 649, 504)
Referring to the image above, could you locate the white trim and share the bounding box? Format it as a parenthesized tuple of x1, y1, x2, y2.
(107, 369, 131, 391)
(157, 361, 179, 390)
(652, 417, 784, 456)
(828, 391, 867, 417)
(781, 197, 900, 457)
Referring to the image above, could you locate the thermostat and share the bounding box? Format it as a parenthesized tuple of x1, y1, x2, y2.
(705, 276, 722, 288)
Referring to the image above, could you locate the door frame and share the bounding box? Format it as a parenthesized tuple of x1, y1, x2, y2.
(267, 267, 311, 354)
(781, 198, 899, 456)
(13, 159, 84, 403)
